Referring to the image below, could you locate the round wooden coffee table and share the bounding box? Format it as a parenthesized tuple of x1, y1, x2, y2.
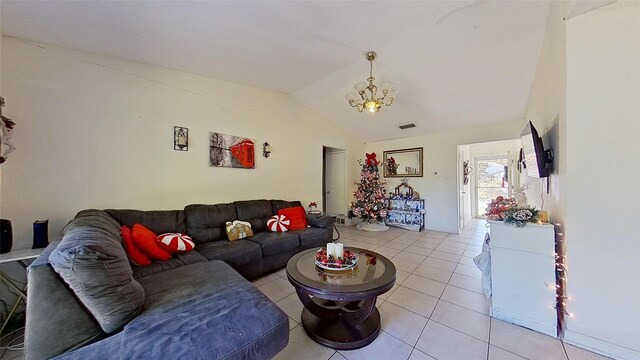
(286, 247, 396, 350)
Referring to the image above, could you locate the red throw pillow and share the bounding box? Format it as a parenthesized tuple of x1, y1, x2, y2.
(156, 233, 195, 253)
(131, 224, 171, 261)
(267, 215, 291, 232)
(120, 226, 152, 266)
(277, 206, 307, 230)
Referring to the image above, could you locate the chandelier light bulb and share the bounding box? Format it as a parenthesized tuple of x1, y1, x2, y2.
(365, 100, 380, 113)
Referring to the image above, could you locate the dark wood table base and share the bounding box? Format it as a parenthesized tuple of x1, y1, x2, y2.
(296, 288, 381, 350)
(286, 248, 396, 350)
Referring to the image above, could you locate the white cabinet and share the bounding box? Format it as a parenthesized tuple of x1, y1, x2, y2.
(489, 220, 558, 337)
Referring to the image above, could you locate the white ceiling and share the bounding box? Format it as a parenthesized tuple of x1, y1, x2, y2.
(1, 1, 556, 141)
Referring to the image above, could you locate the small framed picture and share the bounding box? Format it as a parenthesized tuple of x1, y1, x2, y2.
(174, 126, 188, 151)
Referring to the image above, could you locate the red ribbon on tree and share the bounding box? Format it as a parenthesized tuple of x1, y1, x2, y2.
(365, 152, 378, 166)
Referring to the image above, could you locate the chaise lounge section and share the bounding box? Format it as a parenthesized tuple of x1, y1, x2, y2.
(25, 199, 334, 360)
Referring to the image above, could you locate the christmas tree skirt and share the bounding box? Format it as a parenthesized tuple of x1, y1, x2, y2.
(356, 221, 389, 232)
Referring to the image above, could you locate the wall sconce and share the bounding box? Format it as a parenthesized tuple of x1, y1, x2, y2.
(174, 126, 188, 151)
(263, 142, 271, 158)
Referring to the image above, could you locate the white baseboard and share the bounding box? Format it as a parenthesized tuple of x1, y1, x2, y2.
(564, 330, 640, 360)
(491, 307, 557, 338)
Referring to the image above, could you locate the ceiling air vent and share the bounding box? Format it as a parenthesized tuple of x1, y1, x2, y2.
(398, 123, 416, 130)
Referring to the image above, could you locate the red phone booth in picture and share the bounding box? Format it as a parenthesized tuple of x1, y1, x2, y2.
(230, 139, 255, 168)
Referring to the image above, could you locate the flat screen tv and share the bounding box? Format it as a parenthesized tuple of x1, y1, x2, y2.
(521, 121, 553, 178)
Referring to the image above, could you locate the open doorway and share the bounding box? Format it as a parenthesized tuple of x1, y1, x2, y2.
(457, 139, 521, 227)
(474, 156, 510, 217)
(323, 147, 346, 217)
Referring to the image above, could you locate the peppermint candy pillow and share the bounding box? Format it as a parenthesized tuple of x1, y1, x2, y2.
(156, 233, 195, 253)
(267, 215, 290, 232)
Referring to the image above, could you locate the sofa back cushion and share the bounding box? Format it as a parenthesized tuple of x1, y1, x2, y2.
(105, 209, 187, 234)
(270, 200, 302, 214)
(49, 210, 145, 334)
(26, 241, 105, 360)
(184, 203, 238, 243)
(234, 200, 273, 233)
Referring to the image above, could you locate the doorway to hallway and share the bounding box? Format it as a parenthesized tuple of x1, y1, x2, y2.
(323, 147, 346, 217)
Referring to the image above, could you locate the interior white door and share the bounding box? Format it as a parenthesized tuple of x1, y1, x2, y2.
(325, 150, 346, 216)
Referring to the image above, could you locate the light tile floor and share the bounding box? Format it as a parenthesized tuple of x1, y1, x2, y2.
(0, 220, 615, 360)
(254, 220, 612, 360)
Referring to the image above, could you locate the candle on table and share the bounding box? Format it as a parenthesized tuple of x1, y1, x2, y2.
(335, 243, 344, 260)
(326, 243, 335, 259)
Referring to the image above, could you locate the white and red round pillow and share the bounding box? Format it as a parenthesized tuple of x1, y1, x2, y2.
(267, 215, 291, 232)
(156, 233, 195, 253)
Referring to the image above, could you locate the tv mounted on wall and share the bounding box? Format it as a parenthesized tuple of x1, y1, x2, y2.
(521, 121, 553, 178)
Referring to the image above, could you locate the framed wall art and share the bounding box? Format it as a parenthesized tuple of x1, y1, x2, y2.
(174, 126, 188, 151)
(383, 147, 423, 177)
(209, 132, 255, 169)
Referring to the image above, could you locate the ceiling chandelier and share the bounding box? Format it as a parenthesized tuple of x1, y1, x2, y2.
(346, 51, 397, 113)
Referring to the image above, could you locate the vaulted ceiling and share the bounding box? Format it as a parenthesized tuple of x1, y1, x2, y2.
(1, 1, 555, 141)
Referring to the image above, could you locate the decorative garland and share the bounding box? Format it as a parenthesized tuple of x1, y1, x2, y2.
(503, 206, 540, 227)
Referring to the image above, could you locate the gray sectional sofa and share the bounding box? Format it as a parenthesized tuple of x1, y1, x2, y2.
(25, 199, 335, 360)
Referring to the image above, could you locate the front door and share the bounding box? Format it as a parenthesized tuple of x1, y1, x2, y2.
(475, 156, 510, 217)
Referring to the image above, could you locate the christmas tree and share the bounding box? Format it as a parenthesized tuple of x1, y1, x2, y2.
(349, 153, 388, 222)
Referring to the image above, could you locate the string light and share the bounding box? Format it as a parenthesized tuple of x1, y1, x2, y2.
(553, 222, 569, 334)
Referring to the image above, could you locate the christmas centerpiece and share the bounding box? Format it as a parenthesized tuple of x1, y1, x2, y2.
(348, 153, 389, 231)
(484, 196, 517, 220)
(308, 201, 320, 215)
(315, 243, 358, 270)
(503, 207, 541, 227)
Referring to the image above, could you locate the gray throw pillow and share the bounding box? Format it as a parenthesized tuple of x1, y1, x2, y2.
(50, 222, 145, 333)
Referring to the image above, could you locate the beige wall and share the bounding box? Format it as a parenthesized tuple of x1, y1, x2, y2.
(0, 37, 365, 247)
(564, 2, 640, 359)
(522, 0, 567, 224)
(366, 119, 525, 233)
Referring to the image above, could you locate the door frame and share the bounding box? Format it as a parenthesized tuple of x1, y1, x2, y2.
(322, 146, 347, 216)
(473, 154, 511, 218)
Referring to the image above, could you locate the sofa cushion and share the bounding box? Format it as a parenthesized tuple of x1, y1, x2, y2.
(63, 209, 121, 239)
(121, 226, 151, 266)
(196, 240, 262, 267)
(307, 214, 336, 229)
(105, 209, 186, 234)
(234, 199, 272, 233)
(131, 224, 171, 261)
(49, 221, 145, 334)
(184, 203, 237, 243)
(26, 241, 104, 360)
(248, 231, 300, 256)
(291, 227, 331, 247)
(132, 251, 208, 280)
(270, 199, 302, 214)
(55, 261, 289, 360)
